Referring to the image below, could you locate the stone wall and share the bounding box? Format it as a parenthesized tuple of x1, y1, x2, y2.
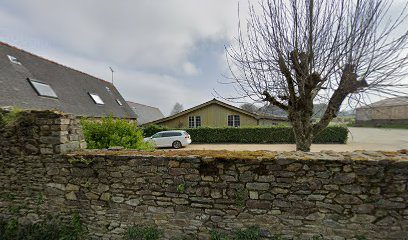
(0, 109, 86, 155)
(1, 150, 407, 239)
(1, 110, 407, 239)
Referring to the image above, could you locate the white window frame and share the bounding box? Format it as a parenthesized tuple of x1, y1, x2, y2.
(188, 116, 201, 128)
(8, 55, 22, 65)
(28, 79, 58, 98)
(228, 115, 240, 127)
(89, 93, 105, 105)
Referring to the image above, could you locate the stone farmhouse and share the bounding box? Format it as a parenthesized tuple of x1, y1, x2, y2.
(355, 97, 408, 126)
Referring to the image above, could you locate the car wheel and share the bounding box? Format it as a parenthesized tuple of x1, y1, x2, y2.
(172, 141, 182, 149)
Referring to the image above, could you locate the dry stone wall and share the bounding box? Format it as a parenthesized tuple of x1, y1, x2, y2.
(1, 150, 407, 239)
(0, 110, 407, 239)
(0, 109, 86, 155)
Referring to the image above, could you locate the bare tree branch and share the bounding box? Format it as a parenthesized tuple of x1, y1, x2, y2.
(225, 0, 408, 151)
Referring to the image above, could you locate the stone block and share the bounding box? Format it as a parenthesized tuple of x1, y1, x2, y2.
(125, 199, 141, 206)
(246, 200, 271, 209)
(249, 191, 259, 199)
(100, 192, 111, 201)
(334, 194, 363, 205)
(66, 183, 80, 191)
(65, 191, 77, 201)
(111, 196, 124, 203)
(46, 182, 66, 191)
(246, 182, 269, 191)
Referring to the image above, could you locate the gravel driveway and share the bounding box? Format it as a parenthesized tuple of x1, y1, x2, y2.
(183, 127, 408, 152)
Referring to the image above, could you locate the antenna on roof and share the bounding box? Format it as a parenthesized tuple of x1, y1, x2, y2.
(109, 66, 114, 85)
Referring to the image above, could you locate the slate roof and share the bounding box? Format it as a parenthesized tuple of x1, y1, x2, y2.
(144, 98, 288, 125)
(126, 101, 164, 124)
(359, 97, 408, 109)
(0, 41, 136, 118)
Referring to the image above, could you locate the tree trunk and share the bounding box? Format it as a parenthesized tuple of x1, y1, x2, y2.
(289, 98, 314, 152)
(292, 121, 314, 152)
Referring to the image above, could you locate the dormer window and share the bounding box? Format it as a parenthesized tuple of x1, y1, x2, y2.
(89, 93, 104, 105)
(28, 79, 58, 98)
(8, 55, 21, 65)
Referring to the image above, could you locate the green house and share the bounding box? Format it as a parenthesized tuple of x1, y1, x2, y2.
(143, 99, 287, 128)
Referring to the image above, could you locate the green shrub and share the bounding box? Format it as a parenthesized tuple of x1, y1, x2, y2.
(0, 107, 23, 127)
(234, 187, 248, 208)
(143, 124, 169, 138)
(210, 229, 231, 240)
(235, 226, 261, 240)
(124, 225, 162, 240)
(0, 112, 4, 128)
(81, 116, 153, 150)
(210, 227, 261, 240)
(0, 214, 86, 240)
(142, 125, 348, 144)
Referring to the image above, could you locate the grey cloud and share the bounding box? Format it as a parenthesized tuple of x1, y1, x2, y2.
(2, 0, 404, 113)
(0, 0, 246, 113)
(3, 0, 239, 70)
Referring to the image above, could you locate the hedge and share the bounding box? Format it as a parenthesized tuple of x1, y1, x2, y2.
(142, 125, 348, 144)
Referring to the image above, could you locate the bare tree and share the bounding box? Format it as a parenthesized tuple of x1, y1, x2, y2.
(225, 0, 408, 151)
(240, 103, 258, 113)
(170, 102, 184, 116)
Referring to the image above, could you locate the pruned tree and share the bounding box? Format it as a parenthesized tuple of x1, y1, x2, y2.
(170, 102, 184, 116)
(225, 0, 408, 151)
(240, 103, 258, 113)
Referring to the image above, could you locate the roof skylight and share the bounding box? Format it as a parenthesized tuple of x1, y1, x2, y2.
(116, 99, 123, 106)
(28, 79, 58, 98)
(89, 93, 104, 105)
(7, 55, 21, 65)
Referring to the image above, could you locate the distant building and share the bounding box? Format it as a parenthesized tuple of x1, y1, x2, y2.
(0, 41, 136, 119)
(126, 101, 164, 125)
(355, 97, 408, 125)
(143, 99, 287, 128)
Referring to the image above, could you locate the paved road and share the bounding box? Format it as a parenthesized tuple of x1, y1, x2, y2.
(183, 127, 408, 152)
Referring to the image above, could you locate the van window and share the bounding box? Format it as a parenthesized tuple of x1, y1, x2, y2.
(152, 133, 162, 138)
(162, 132, 182, 137)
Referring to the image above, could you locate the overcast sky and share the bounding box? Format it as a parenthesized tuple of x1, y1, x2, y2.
(1, 0, 406, 115)
(0, 0, 248, 115)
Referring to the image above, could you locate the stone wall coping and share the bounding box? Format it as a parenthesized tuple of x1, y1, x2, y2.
(68, 149, 408, 162)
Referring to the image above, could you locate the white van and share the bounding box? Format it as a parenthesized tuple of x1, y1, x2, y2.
(143, 130, 192, 149)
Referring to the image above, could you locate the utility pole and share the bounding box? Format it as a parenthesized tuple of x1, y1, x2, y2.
(109, 66, 114, 85)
